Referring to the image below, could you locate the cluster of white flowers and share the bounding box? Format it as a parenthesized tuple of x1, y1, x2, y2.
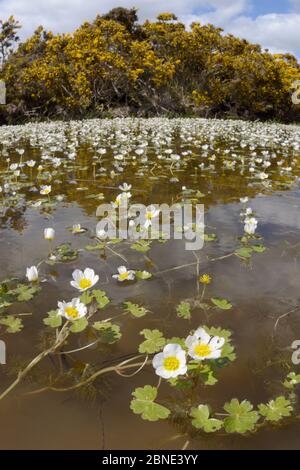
(153, 328, 225, 379)
(240, 200, 258, 236)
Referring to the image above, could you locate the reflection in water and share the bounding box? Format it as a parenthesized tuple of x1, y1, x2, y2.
(0, 118, 300, 449)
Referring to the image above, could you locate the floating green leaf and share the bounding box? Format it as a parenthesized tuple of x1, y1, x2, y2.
(130, 385, 170, 422)
(0, 283, 13, 309)
(190, 405, 223, 433)
(235, 247, 253, 259)
(124, 302, 149, 318)
(258, 397, 292, 422)
(211, 298, 232, 310)
(131, 240, 151, 253)
(85, 244, 104, 251)
(92, 290, 110, 309)
(54, 243, 78, 262)
(11, 284, 41, 302)
(92, 321, 121, 343)
(223, 399, 259, 434)
(176, 301, 191, 320)
(43, 310, 62, 328)
(70, 317, 89, 333)
(135, 271, 152, 280)
(252, 244, 266, 253)
(283, 372, 300, 389)
(139, 329, 166, 354)
(204, 233, 217, 242)
(0, 316, 23, 333)
(80, 290, 93, 305)
(199, 364, 218, 385)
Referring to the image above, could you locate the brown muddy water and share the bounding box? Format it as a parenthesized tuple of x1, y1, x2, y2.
(0, 118, 300, 449)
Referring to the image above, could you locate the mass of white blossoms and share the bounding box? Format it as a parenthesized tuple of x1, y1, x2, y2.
(152, 328, 225, 379)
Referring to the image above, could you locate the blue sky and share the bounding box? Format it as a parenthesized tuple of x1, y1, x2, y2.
(1, 0, 299, 57)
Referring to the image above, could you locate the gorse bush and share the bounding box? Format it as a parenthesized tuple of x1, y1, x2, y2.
(0, 8, 300, 123)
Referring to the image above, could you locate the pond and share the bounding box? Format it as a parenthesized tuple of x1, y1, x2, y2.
(0, 117, 300, 450)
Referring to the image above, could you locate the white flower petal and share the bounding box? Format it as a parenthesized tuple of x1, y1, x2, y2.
(118, 266, 127, 274)
(163, 343, 183, 356)
(152, 353, 164, 369)
(194, 327, 210, 344)
(210, 336, 225, 350)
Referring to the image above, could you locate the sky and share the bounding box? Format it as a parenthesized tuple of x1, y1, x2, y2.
(0, 0, 300, 57)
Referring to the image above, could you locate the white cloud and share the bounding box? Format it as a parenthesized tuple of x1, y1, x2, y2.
(193, 9, 300, 56)
(227, 13, 300, 54)
(0, 0, 299, 57)
(0, 0, 248, 37)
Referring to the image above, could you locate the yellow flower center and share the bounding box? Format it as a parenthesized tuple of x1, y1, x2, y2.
(146, 212, 153, 220)
(194, 343, 212, 357)
(163, 356, 180, 372)
(65, 306, 79, 319)
(119, 271, 129, 281)
(79, 278, 92, 289)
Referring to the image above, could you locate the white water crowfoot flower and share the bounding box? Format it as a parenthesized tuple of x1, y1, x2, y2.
(153, 344, 187, 379)
(44, 228, 55, 241)
(119, 182, 132, 192)
(71, 224, 85, 234)
(240, 197, 249, 204)
(144, 206, 160, 229)
(112, 192, 131, 208)
(71, 268, 99, 291)
(113, 266, 136, 282)
(40, 185, 52, 195)
(185, 328, 225, 361)
(58, 298, 87, 321)
(244, 217, 258, 235)
(26, 266, 39, 283)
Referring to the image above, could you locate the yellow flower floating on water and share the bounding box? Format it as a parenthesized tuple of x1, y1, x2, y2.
(199, 274, 212, 285)
(71, 268, 99, 291)
(58, 297, 87, 321)
(153, 344, 187, 379)
(185, 327, 225, 361)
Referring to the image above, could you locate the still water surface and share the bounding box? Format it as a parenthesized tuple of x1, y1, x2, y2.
(0, 118, 299, 449)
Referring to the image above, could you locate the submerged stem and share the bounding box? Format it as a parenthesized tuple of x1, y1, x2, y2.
(28, 359, 152, 395)
(0, 325, 69, 401)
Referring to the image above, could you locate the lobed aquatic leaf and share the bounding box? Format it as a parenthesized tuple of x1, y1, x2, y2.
(0, 316, 23, 334)
(123, 302, 149, 318)
(130, 385, 170, 422)
(190, 405, 223, 433)
(211, 298, 232, 310)
(139, 329, 166, 354)
(176, 301, 192, 320)
(223, 399, 259, 434)
(258, 397, 293, 422)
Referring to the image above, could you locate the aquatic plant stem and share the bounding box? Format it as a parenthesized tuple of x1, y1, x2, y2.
(27, 359, 152, 396)
(0, 323, 70, 401)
